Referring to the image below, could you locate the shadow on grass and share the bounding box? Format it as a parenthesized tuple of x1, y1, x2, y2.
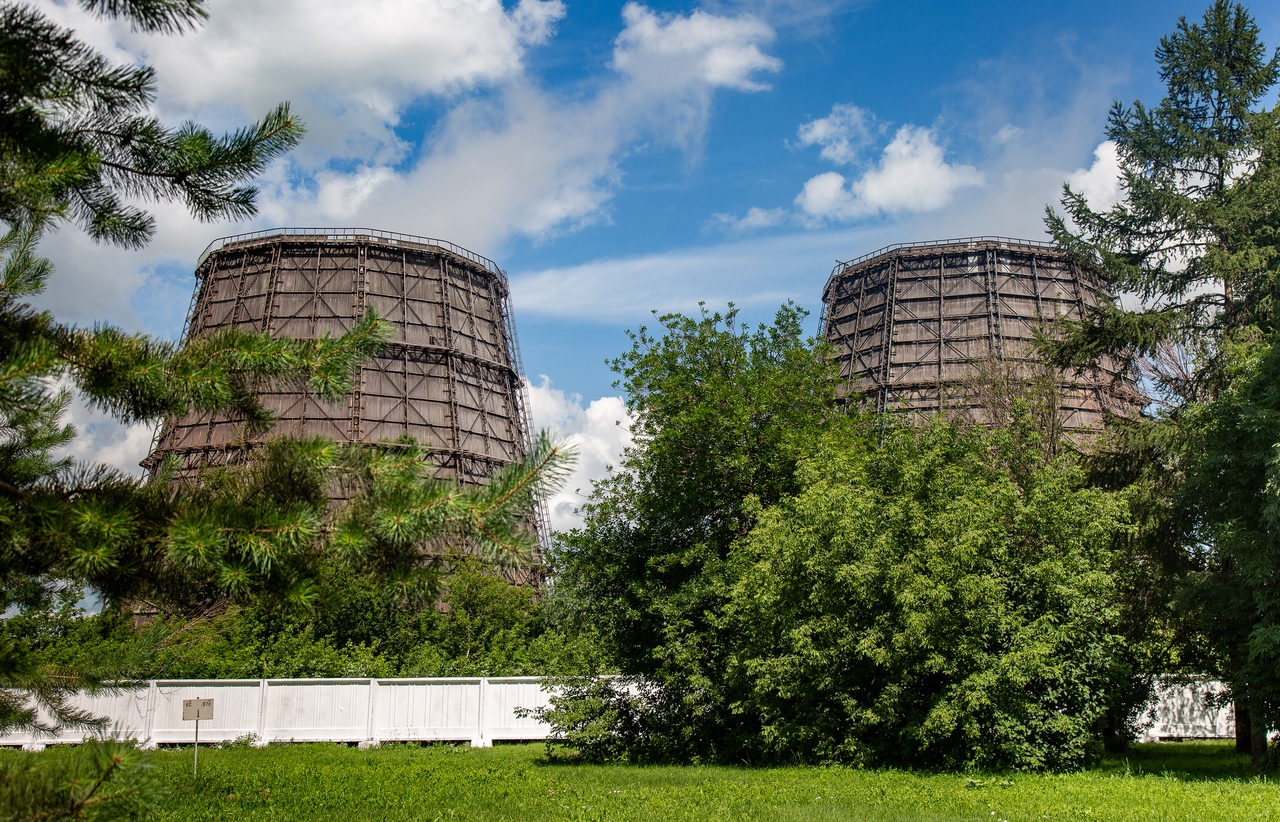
(532, 740, 1268, 784)
(1098, 741, 1265, 782)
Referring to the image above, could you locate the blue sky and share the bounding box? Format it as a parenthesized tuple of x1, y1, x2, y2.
(33, 0, 1279, 525)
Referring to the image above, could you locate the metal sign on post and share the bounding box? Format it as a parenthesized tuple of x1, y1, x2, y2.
(182, 698, 214, 776)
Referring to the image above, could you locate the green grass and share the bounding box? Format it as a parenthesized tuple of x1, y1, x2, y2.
(16, 740, 1280, 821)
(152, 740, 1280, 821)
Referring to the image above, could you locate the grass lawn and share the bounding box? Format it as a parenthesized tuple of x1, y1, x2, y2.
(65, 740, 1266, 821)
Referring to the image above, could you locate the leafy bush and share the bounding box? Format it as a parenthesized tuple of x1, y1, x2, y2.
(725, 420, 1129, 770)
(17, 562, 607, 682)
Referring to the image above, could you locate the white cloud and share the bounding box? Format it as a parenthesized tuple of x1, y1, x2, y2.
(257, 4, 783, 251)
(524, 378, 633, 531)
(613, 3, 782, 93)
(709, 206, 788, 232)
(315, 166, 399, 221)
(32, 0, 780, 254)
(605, 3, 782, 153)
(55, 390, 155, 478)
(510, 225, 889, 323)
(794, 171, 854, 221)
(796, 103, 875, 166)
(151, 0, 561, 118)
(34, 0, 567, 170)
(795, 125, 984, 222)
(996, 125, 1023, 144)
(1067, 141, 1123, 211)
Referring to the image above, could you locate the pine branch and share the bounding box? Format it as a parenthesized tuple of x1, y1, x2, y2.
(79, 0, 207, 33)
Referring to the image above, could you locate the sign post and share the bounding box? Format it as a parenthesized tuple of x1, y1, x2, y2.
(182, 698, 214, 776)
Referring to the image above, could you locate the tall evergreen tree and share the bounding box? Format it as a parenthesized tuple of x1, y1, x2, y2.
(1047, 0, 1280, 764)
(1048, 0, 1279, 394)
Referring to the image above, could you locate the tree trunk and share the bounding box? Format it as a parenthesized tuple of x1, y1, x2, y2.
(1250, 697, 1268, 769)
(1236, 700, 1252, 753)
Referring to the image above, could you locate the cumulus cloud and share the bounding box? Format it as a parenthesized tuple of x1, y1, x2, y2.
(261, 3, 783, 250)
(614, 3, 781, 93)
(524, 378, 634, 531)
(1067, 141, 1123, 211)
(315, 166, 399, 221)
(796, 103, 875, 166)
(729, 108, 981, 232)
(33, 1, 781, 255)
(27, 1, 784, 480)
(34, 0, 566, 169)
(795, 125, 984, 222)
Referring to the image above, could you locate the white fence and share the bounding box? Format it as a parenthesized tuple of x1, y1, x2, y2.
(1, 676, 1237, 750)
(1, 677, 553, 750)
(1143, 678, 1235, 741)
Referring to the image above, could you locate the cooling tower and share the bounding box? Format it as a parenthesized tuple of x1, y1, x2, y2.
(143, 227, 533, 494)
(821, 237, 1142, 434)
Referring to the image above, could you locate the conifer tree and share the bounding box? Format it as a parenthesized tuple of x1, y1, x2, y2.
(1047, 0, 1280, 764)
(0, 0, 570, 746)
(1048, 0, 1279, 395)
(0, 0, 300, 247)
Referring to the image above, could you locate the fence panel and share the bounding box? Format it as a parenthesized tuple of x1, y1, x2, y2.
(149, 681, 262, 744)
(484, 677, 554, 741)
(2, 676, 1238, 748)
(263, 680, 371, 743)
(372, 679, 483, 743)
(1144, 678, 1235, 741)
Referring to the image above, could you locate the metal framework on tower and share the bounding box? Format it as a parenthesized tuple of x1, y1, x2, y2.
(820, 237, 1144, 434)
(143, 228, 543, 573)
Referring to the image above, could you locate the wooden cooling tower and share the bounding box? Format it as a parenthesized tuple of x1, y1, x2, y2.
(143, 228, 533, 488)
(821, 237, 1143, 434)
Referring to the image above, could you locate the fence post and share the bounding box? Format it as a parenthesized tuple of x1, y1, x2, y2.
(366, 679, 379, 746)
(141, 681, 158, 749)
(255, 680, 269, 745)
(471, 678, 491, 748)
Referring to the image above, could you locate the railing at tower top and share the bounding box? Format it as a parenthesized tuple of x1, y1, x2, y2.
(822, 236, 1061, 304)
(195, 228, 506, 285)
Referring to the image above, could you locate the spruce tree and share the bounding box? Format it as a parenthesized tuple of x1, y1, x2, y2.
(1047, 0, 1280, 764)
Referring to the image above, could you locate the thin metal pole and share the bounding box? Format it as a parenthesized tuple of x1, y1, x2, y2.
(193, 716, 199, 777)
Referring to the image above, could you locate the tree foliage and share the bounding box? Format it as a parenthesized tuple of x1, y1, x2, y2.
(726, 420, 1128, 771)
(9, 562, 606, 684)
(1048, 0, 1280, 398)
(1046, 0, 1280, 762)
(548, 306, 1132, 770)
(0, 0, 301, 247)
(552, 302, 838, 761)
(0, 737, 160, 822)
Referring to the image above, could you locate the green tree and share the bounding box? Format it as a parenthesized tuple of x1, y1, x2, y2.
(1049, 0, 1280, 387)
(552, 302, 839, 761)
(1047, 0, 1280, 764)
(543, 371, 1135, 769)
(725, 418, 1129, 770)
